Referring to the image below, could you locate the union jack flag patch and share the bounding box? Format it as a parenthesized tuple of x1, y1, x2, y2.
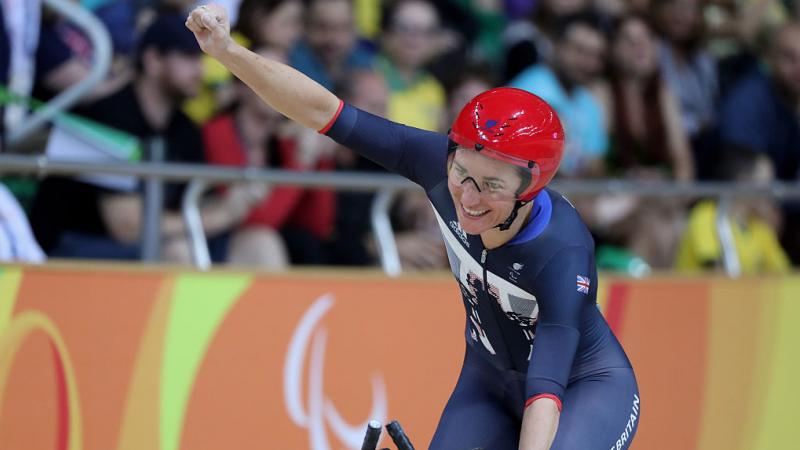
(576, 275, 590, 294)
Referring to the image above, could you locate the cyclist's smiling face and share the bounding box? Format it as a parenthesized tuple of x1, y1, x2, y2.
(447, 148, 523, 235)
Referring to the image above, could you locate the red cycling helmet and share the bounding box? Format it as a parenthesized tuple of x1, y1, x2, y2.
(448, 87, 565, 201)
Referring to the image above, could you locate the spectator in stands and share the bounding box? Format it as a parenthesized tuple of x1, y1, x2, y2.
(676, 148, 790, 274)
(591, 14, 692, 268)
(652, 0, 718, 175)
(376, 0, 446, 131)
(203, 46, 336, 267)
(327, 70, 386, 266)
(328, 69, 447, 269)
(289, 0, 374, 91)
(594, 0, 628, 24)
(34, 4, 132, 104)
(719, 22, 800, 182)
(234, 0, 303, 51)
(426, 0, 506, 83)
(83, 0, 138, 58)
(702, 0, 791, 93)
(605, 14, 693, 181)
(30, 12, 263, 263)
(501, 0, 589, 82)
(718, 21, 800, 264)
(511, 12, 609, 178)
(184, 0, 303, 123)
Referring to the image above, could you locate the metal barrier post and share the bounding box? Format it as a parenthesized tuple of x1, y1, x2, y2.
(182, 179, 212, 270)
(140, 138, 164, 262)
(716, 196, 741, 278)
(371, 189, 402, 277)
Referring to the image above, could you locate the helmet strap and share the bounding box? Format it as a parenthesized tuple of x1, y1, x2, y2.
(496, 199, 529, 231)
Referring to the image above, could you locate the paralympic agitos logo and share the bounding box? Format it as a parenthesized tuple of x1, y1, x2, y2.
(284, 294, 388, 450)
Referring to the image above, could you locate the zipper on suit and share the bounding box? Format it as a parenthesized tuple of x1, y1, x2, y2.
(480, 249, 488, 286)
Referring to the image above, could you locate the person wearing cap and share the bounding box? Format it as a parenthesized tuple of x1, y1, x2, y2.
(33, 1, 132, 105)
(186, 4, 640, 449)
(31, 12, 263, 263)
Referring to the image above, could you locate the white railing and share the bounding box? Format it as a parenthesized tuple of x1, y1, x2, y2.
(3, 154, 800, 276)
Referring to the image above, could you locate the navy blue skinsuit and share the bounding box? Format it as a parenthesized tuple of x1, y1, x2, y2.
(325, 104, 641, 450)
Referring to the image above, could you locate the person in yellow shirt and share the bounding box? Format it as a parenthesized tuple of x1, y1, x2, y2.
(376, 0, 446, 131)
(676, 149, 790, 274)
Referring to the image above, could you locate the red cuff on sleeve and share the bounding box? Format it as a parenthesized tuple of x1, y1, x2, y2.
(318, 99, 344, 134)
(525, 394, 563, 412)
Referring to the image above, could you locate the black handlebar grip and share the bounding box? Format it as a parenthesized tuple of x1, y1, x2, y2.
(361, 420, 382, 450)
(386, 420, 415, 450)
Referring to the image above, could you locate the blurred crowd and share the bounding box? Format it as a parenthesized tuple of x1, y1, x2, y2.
(0, 0, 798, 275)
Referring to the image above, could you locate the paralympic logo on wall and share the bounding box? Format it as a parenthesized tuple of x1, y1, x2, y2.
(0, 271, 395, 450)
(283, 294, 389, 450)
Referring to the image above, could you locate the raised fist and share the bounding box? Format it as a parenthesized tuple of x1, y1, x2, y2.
(185, 4, 231, 58)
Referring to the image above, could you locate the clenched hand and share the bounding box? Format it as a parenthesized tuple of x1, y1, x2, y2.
(185, 3, 232, 58)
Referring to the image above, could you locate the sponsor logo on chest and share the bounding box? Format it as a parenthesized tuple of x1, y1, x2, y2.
(449, 220, 469, 247)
